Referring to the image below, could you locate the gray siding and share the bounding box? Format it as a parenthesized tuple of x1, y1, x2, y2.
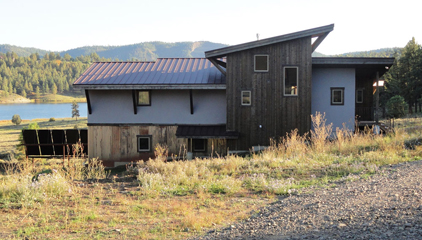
(88, 90, 226, 124)
(311, 68, 356, 132)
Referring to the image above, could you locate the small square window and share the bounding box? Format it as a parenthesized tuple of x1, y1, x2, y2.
(192, 139, 206, 152)
(284, 66, 298, 96)
(241, 91, 251, 106)
(138, 91, 151, 106)
(254, 55, 269, 72)
(331, 88, 344, 105)
(356, 89, 363, 103)
(137, 135, 151, 152)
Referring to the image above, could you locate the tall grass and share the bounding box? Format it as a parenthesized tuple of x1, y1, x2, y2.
(136, 112, 422, 197)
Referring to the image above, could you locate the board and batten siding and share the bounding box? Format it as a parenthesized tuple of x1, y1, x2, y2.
(311, 68, 356, 133)
(88, 125, 228, 166)
(226, 37, 313, 150)
(87, 89, 226, 125)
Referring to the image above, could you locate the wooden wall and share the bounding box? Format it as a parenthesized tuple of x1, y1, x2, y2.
(88, 125, 228, 166)
(226, 37, 313, 150)
(355, 69, 376, 121)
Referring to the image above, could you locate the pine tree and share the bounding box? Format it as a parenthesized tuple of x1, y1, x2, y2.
(71, 101, 80, 120)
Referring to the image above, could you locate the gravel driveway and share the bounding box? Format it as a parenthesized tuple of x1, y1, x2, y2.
(194, 160, 422, 239)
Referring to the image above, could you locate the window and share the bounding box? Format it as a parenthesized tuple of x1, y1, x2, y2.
(254, 55, 269, 72)
(331, 88, 344, 105)
(137, 135, 151, 152)
(137, 91, 151, 106)
(241, 91, 251, 106)
(192, 139, 206, 152)
(284, 66, 298, 96)
(356, 89, 363, 103)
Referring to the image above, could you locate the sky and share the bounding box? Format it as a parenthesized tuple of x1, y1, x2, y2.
(1, 0, 421, 55)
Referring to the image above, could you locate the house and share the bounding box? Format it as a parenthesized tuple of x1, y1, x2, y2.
(73, 24, 394, 167)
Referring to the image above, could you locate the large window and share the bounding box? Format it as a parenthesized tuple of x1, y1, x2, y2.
(331, 88, 344, 105)
(138, 91, 151, 106)
(241, 91, 251, 106)
(137, 135, 151, 152)
(284, 66, 298, 96)
(192, 139, 206, 152)
(254, 55, 269, 72)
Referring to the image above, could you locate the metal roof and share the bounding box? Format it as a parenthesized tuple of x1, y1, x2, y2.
(205, 24, 334, 58)
(176, 125, 239, 139)
(73, 58, 226, 89)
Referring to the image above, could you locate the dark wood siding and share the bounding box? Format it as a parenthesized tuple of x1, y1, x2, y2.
(226, 37, 312, 150)
(355, 69, 375, 121)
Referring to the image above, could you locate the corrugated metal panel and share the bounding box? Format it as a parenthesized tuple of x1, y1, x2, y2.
(73, 58, 226, 86)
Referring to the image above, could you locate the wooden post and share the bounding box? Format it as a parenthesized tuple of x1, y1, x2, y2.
(375, 71, 380, 123)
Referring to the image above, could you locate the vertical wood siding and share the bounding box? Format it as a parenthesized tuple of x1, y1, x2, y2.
(226, 37, 312, 150)
(88, 125, 228, 163)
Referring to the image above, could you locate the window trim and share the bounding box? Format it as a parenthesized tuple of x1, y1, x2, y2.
(192, 139, 207, 152)
(331, 87, 345, 105)
(137, 135, 152, 152)
(356, 89, 363, 103)
(241, 90, 251, 106)
(283, 66, 299, 96)
(137, 90, 151, 106)
(254, 55, 269, 72)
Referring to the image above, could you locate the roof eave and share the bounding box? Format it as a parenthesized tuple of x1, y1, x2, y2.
(205, 24, 334, 58)
(72, 84, 227, 90)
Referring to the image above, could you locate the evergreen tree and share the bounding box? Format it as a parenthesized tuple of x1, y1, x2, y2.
(71, 101, 80, 120)
(35, 86, 40, 100)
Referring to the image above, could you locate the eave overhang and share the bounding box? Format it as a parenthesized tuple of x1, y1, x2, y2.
(312, 57, 395, 76)
(72, 84, 227, 90)
(205, 24, 334, 58)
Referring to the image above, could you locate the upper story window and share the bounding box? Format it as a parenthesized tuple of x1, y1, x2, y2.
(254, 55, 269, 72)
(241, 91, 251, 106)
(331, 87, 344, 105)
(138, 90, 151, 106)
(284, 66, 298, 96)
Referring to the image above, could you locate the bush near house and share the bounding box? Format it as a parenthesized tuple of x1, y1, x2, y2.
(386, 95, 407, 118)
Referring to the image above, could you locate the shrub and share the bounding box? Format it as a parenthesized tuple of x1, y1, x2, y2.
(11, 114, 22, 125)
(386, 95, 407, 118)
(49, 117, 55, 122)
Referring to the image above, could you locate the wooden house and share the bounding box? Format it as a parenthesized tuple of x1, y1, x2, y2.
(73, 24, 394, 166)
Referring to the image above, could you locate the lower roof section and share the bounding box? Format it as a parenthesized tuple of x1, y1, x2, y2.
(176, 125, 239, 139)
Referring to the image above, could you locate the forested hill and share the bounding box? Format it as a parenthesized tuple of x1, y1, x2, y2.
(333, 48, 401, 57)
(0, 41, 229, 61)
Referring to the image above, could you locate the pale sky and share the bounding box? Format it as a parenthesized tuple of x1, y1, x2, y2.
(1, 0, 421, 55)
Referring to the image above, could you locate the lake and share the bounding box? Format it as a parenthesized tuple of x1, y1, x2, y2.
(0, 103, 87, 120)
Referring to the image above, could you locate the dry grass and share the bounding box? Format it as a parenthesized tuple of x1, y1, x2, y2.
(1, 113, 422, 239)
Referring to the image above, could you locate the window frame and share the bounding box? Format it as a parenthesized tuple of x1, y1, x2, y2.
(283, 66, 299, 96)
(241, 90, 251, 106)
(254, 55, 269, 72)
(331, 87, 345, 105)
(137, 135, 152, 152)
(356, 89, 363, 103)
(137, 90, 151, 106)
(192, 139, 207, 152)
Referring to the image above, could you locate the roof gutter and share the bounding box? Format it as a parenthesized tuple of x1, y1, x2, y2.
(72, 84, 227, 90)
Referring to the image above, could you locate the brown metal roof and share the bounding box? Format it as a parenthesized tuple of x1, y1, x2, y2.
(73, 58, 226, 89)
(176, 125, 239, 139)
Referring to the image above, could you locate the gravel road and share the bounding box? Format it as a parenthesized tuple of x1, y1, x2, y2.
(194, 160, 422, 239)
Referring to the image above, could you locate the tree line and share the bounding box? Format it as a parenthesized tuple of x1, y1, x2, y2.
(383, 38, 422, 113)
(0, 52, 114, 98)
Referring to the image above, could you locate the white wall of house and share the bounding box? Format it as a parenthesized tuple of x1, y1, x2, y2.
(88, 89, 226, 124)
(311, 68, 356, 133)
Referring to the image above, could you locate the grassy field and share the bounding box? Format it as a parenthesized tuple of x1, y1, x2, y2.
(1, 114, 422, 239)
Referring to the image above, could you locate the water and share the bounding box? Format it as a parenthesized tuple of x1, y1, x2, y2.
(0, 102, 87, 120)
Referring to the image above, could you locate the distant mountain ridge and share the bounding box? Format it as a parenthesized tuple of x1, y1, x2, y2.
(0, 42, 399, 60)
